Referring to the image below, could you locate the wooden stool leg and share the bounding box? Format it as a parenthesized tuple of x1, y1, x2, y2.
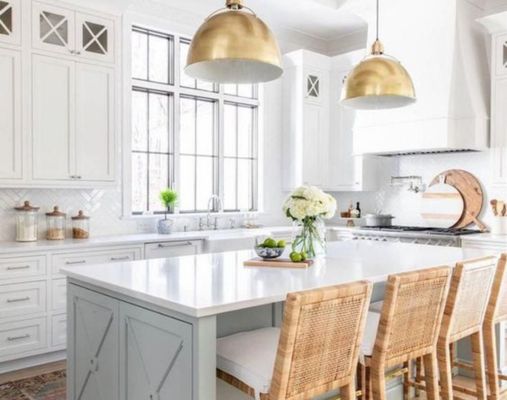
(357, 364, 365, 397)
(422, 352, 439, 400)
(341, 383, 356, 400)
(484, 323, 500, 400)
(438, 338, 454, 400)
(450, 342, 456, 371)
(402, 361, 410, 399)
(414, 357, 423, 397)
(371, 365, 386, 400)
(471, 331, 487, 400)
(364, 364, 372, 400)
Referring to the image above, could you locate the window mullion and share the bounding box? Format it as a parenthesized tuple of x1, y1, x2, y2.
(217, 97, 225, 207)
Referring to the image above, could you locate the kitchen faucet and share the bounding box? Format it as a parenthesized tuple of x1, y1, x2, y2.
(206, 195, 223, 230)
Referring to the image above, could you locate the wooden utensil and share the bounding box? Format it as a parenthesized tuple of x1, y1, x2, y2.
(491, 199, 498, 216)
(498, 200, 506, 217)
(420, 182, 464, 228)
(244, 258, 313, 269)
(429, 170, 483, 229)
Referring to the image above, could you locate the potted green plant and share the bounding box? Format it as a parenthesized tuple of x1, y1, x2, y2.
(158, 188, 178, 234)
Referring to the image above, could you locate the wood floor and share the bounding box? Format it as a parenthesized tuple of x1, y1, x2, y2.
(0, 360, 66, 385)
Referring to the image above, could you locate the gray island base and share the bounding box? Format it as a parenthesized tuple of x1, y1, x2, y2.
(62, 241, 490, 400)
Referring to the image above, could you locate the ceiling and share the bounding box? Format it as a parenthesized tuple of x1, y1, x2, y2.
(73, 0, 367, 42)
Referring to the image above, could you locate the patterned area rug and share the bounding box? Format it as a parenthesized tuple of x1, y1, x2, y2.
(0, 370, 66, 400)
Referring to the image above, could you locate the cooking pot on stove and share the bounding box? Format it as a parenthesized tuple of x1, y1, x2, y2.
(364, 213, 395, 227)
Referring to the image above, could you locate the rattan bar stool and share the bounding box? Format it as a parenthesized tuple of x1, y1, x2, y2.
(216, 281, 373, 400)
(358, 266, 452, 400)
(442, 254, 507, 399)
(437, 256, 497, 400)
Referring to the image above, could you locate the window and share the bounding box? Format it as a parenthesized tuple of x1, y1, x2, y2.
(130, 26, 259, 214)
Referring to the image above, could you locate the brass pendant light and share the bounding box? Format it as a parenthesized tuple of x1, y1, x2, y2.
(341, 0, 416, 110)
(185, 0, 283, 84)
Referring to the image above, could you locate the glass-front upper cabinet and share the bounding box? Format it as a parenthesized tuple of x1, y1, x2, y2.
(32, 2, 114, 63)
(0, 0, 21, 46)
(76, 13, 114, 63)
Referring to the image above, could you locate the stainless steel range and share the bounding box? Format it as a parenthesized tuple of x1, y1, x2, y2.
(347, 226, 483, 247)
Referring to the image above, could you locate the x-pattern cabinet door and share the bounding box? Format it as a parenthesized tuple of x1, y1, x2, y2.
(120, 303, 193, 400)
(32, 2, 75, 56)
(76, 13, 114, 63)
(68, 286, 119, 400)
(0, 0, 20, 46)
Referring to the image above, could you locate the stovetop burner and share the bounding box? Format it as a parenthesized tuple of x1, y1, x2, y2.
(361, 225, 482, 236)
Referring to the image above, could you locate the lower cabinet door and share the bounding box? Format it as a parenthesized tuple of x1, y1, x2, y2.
(119, 302, 192, 400)
(68, 284, 119, 400)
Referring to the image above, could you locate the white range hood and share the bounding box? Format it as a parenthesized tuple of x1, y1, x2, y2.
(351, 0, 489, 156)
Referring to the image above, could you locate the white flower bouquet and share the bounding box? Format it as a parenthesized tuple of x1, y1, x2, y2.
(283, 185, 337, 258)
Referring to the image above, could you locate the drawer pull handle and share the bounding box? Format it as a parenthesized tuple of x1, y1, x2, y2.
(6, 296, 30, 303)
(65, 260, 86, 265)
(110, 256, 130, 261)
(157, 241, 194, 248)
(6, 265, 30, 270)
(7, 334, 30, 341)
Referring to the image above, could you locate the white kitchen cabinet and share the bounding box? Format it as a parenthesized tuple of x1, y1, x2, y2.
(0, 47, 22, 182)
(144, 240, 203, 259)
(283, 50, 330, 190)
(0, 0, 21, 46)
(75, 62, 115, 181)
(32, 2, 114, 63)
(32, 55, 74, 181)
(283, 49, 389, 192)
(327, 54, 392, 191)
(75, 12, 114, 63)
(32, 54, 115, 184)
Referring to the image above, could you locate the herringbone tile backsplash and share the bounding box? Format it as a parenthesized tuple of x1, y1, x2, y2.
(0, 151, 500, 242)
(0, 188, 139, 241)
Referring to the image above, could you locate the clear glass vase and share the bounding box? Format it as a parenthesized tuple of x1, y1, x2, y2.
(292, 217, 326, 258)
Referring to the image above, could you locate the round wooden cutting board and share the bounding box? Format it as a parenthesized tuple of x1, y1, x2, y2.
(420, 183, 465, 228)
(429, 170, 484, 229)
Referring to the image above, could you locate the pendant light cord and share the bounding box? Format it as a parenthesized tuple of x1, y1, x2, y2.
(376, 0, 380, 40)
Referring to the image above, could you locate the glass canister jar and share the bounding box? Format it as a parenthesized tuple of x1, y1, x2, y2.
(46, 206, 66, 240)
(71, 210, 90, 239)
(14, 201, 40, 242)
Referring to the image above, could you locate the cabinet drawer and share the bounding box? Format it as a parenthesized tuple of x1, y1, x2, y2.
(52, 247, 142, 276)
(52, 279, 66, 311)
(0, 281, 46, 319)
(0, 255, 47, 281)
(144, 240, 202, 259)
(51, 314, 66, 347)
(0, 317, 47, 359)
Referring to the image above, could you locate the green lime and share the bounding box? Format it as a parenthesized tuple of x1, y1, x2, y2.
(290, 252, 302, 262)
(263, 238, 277, 248)
(277, 240, 286, 248)
(300, 251, 307, 261)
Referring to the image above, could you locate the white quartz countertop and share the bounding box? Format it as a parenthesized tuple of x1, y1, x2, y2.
(61, 241, 492, 318)
(0, 226, 293, 254)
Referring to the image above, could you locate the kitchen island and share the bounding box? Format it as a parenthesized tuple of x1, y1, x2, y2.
(61, 241, 490, 400)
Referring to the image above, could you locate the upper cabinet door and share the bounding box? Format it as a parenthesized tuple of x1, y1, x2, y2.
(0, 0, 21, 46)
(75, 63, 115, 182)
(32, 2, 75, 56)
(0, 48, 21, 180)
(32, 55, 75, 181)
(76, 13, 114, 63)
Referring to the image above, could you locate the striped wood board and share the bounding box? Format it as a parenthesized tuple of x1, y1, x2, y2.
(420, 183, 465, 228)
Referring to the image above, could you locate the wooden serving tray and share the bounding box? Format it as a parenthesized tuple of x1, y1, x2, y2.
(244, 258, 313, 269)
